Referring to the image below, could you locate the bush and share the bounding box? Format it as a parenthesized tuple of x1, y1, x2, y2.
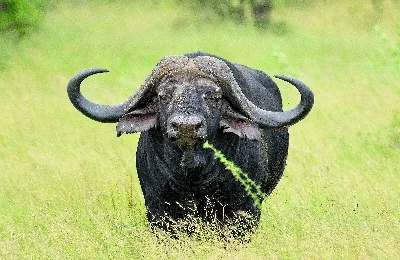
(0, 0, 50, 37)
(178, 0, 273, 28)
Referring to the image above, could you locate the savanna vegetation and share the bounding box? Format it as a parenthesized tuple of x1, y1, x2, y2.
(0, 0, 399, 258)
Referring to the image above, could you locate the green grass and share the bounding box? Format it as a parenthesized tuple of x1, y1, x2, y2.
(0, 0, 399, 258)
(203, 141, 265, 208)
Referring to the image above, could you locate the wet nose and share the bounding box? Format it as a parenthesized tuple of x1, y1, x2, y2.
(168, 114, 207, 139)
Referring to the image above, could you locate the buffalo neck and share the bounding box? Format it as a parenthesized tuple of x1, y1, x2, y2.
(145, 128, 228, 193)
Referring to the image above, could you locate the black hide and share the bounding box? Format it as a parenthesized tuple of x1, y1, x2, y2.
(67, 51, 314, 237)
(135, 52, 289, 231)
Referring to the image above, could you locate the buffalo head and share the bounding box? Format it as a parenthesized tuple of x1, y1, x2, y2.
(68, 56, 313, 150)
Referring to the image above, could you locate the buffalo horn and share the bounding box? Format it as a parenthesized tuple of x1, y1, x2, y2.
(67, 68, 155, 123)
(194, 56, 314, 129)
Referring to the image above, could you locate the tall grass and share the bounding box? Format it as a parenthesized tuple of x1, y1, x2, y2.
(0, 0, 399, 258)
(203, 141, 265, 208)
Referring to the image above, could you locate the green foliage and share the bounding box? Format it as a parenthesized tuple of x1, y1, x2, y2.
(0, 0, 50, 36)
(178, 0, 273, 28)
(0, 0, 53, 68)
(203, 141, 265, 208)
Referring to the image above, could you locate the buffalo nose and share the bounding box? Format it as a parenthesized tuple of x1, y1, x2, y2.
(168, 114, 207, 139)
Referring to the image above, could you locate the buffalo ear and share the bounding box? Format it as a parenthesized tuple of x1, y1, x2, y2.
(220, 104, 262, 140)
(116, 101, 158, 137)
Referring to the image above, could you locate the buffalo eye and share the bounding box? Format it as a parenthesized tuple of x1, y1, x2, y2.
(202, 90, 222, 100)
(158, 93, 168, 100)
(158, 91, 173, 101)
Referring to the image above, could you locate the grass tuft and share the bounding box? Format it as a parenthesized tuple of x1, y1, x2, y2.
(203, 141, 265, 208)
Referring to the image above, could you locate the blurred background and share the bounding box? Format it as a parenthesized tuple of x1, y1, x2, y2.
(0, 0, 399, 258)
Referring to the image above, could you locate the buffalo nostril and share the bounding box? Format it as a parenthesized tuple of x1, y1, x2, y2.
(171, 121, 179, 129)
(194, 121, 203, 130)
(168, 114, 207, 139)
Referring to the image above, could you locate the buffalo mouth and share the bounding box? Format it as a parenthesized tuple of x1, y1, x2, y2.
(179, 142, 207, 169)
(167, 113, 207, 149)
(174, 135, 204, 148)
(168, 125, 206, 149)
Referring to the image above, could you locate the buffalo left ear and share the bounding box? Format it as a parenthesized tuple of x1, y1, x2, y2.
(220, 105, 262, 140)
(116, 102, 158, 137)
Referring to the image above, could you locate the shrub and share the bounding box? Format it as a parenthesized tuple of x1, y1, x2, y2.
(177, 0, 274, 28)
(0, 0, 50, 36)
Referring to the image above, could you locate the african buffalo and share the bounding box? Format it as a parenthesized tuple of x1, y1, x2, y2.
(67, 51, 314, 235)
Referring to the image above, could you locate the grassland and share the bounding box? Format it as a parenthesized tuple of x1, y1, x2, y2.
(0, 0, 399, 258)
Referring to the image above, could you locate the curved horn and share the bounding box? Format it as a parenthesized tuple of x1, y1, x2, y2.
(194, 56, 314, 129)
(68, 68, 129, 123)
(67, 67, 157, 123)
(225, 74, 314, 128)
(67, 57, 189, 123)
(268, 75, 314, 127)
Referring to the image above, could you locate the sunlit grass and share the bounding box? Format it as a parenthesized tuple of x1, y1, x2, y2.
(0, 0, 399, 258)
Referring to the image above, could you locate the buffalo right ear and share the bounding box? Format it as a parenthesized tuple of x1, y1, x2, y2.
(116, 102, 158, 137)
(220, 104, 262, 140)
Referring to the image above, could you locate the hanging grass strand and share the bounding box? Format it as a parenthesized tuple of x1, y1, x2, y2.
(203, 141, 265, 209)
